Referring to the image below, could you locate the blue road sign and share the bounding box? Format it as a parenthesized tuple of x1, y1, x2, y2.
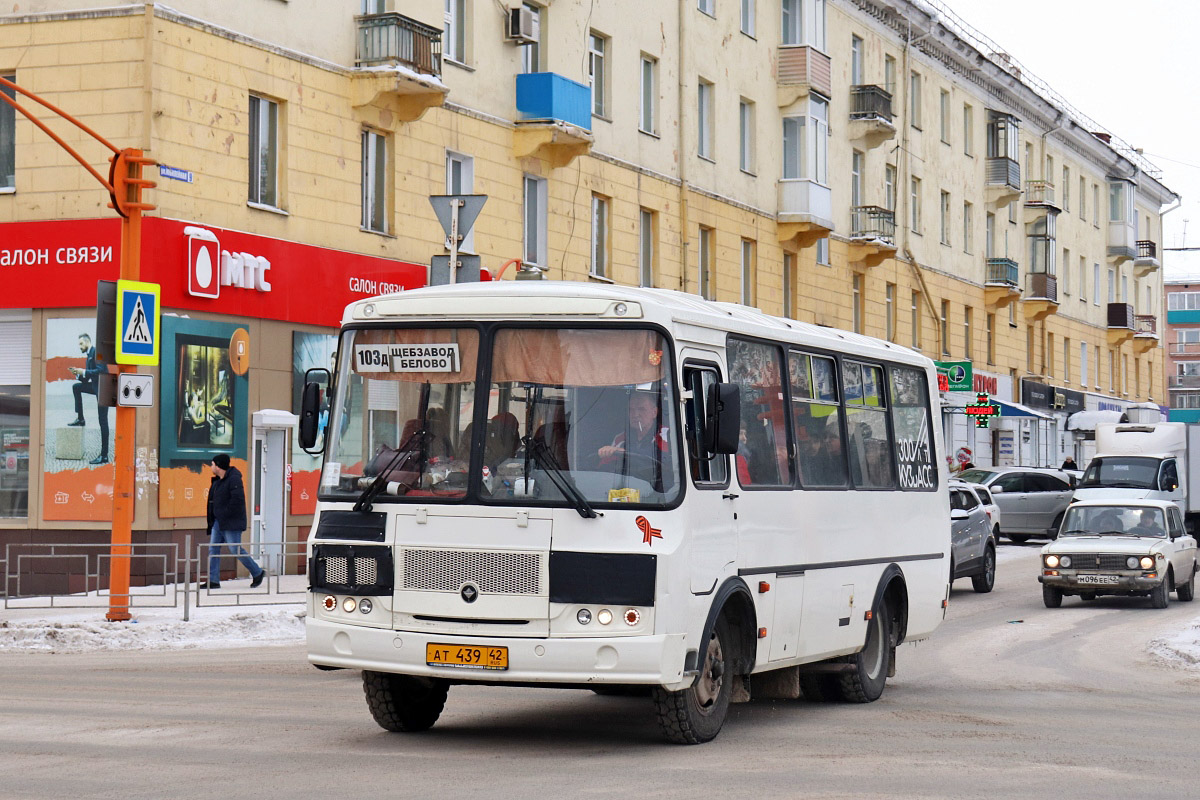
(115, 280, 161, 366)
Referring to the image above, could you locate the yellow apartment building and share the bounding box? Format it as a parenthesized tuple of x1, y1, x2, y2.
(0, 0, 1178, 555)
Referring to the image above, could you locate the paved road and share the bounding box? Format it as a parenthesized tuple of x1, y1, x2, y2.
(1, 545, 1198, 799)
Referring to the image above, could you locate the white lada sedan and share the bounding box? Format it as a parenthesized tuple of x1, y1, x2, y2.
(1039, 499, 1198, 609)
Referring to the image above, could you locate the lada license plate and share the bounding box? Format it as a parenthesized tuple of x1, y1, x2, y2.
(1076, 574, 1119, 585)
(426, 643, 508, 670)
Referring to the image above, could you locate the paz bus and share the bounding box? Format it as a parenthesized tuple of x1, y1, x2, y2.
(299, 281, 949, 743)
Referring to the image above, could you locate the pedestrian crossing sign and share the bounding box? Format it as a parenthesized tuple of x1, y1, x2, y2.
(115, 279, 161, 366)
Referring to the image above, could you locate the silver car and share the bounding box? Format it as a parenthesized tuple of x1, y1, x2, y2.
(949, 481, 996, 593)
(959, 467, 1075, 543)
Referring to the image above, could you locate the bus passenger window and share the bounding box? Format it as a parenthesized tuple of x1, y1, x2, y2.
(844, 362, 895, 489)
(789, 351, 847, 488)
(728, 338, 793, 487)
(890, 366, 936, 490)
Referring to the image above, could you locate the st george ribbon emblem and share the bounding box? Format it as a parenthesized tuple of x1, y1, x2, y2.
(636, 515, 662, 547)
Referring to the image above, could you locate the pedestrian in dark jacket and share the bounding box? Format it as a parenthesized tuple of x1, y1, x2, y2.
(1060, 456, 1077, 471)
(200, 453, 264, 589)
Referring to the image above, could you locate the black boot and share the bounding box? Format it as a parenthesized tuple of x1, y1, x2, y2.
(67, 417, 85, 427)
(89, 454, 109, 465)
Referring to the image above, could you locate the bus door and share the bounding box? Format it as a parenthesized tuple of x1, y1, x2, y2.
(681, 358, 737, 595)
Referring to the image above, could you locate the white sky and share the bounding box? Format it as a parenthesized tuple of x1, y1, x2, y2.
(939, 0, 1200, 279)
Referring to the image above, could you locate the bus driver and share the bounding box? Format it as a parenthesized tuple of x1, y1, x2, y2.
(598, 392, 673, 490)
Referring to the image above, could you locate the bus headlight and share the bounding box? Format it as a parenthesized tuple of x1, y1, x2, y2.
(359, 598, 373, 614)
(576, 608, 592, 625)
(342, 597, 357, 613)
(597, 609, 613, 625)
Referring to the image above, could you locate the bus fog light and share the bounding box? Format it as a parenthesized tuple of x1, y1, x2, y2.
(576, 608, 592, 625)
(359, 598, 373, 614)
(597, 609, 613, 625)
(1140, 556, 1154, 570)
(322, 595, 337, 611)
(342, 597, 357, 613)
(624, 609, 641, 626)
(1127, 556, 1139, 569)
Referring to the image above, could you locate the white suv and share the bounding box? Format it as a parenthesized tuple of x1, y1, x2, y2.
(1039, 499, 1198, 608)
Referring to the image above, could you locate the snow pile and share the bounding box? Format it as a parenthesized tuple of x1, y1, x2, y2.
(0, 605, 306, 654)
(1149, 617, 1200, 669)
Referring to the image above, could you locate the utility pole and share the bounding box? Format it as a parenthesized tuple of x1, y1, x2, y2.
(0, 76, 156, 622)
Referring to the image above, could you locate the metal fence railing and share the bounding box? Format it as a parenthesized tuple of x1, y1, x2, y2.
(2, 537, 309, 621)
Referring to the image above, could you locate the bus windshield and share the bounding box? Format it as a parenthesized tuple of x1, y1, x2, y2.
(1078, 456, 1162, 489)
(320, 325, 681, 509)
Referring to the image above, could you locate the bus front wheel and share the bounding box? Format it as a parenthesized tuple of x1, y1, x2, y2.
(362, 671, 449, 732)
(653, 615, 734, 744)
(837, 598, 891, 703)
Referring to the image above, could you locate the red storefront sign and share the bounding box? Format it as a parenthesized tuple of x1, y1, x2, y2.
(0, 217, 428, 326)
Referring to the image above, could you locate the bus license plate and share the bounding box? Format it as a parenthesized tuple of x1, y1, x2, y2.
(426, 643, 508, 670)
(1076, 574, 1119, 585)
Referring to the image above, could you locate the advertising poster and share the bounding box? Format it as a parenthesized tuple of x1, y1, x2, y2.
(290, 331, 338, 515)
(158, 316, 250, 518)
(43, 318, 115, 521)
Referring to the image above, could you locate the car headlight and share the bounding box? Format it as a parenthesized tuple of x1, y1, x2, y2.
(1045, 554, 1060, 568)
(1059, 555, 1071, 568)
(1140, 556, 1154, 570)
(1127, 556, 1139, 569)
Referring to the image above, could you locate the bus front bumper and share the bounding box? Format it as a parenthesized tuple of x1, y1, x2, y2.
(307, 617, 691, 689)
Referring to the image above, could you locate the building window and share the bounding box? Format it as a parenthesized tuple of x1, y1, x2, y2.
(816, 236, 830, 265)
(638, 208, 655, 287)
(739, 99, 755, 173)
(1062, 248, 1070, 294)
(0, 318, 30, 517)
(909, 71, 922, 129)
(782, 96, 827, 183)
(885, 282, 896, 342)
(852, 274, 863, 334)
(520, 3, 542, 73)
(1107, 268, 1115, 304)
(1028, 213, 1056, 275)
(850, 35, 863, 85)
(1046, 332, 1054, 377)
(640, 56, 657, 134)
(446, 150, 475, 252)
(589, 32, 608, 117)
(1064, 337, 1071, 382)
(1092, 184, 1099, 226)
(963, 201, 973, 254)
(1109, 350, 1115, 391)
(884, 164, 896, 211)
(360, 129, 388, 233)
(1027, 326, 1034, 373)
(697, 80, 713, 160)
(1079, 175, 1086, 220)
(1093, 263, 1100, 305)
(963, 307, 972, 360)
(248, 95, 279, 208)
(590, 194, 610, 278)
(939, 190, 951, 245)
(986, 313, 995, 364)
(1094, 345, 1100, 388)
(985, 212, 995, 258)
(1080, 341, 1088, 387)
(910, 177, 921, 233)
(698, 226, 714, 300)
(698, 0, 714, 16)
(940, 300, 950, 356)
(523, 175, 548, 268)
(851, 150, 863, 208)
(741, 0, 755, 36)
(963, 103, 973, 156)
(1062, 166, 1070, 213)
(444, 0, 468, 63)
(1, 74, 15, 189)
(783, 253, 795, 318)
(939, 89, 950, 143)
(911, 290, 921, 349)
(781, 0, 801, 44)
(741, 239, 756, 306)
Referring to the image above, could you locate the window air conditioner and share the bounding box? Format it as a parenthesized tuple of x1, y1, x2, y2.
(507, 6, 538, 44)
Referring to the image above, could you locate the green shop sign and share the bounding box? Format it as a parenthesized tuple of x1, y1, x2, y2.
(935, 360, 973, 392)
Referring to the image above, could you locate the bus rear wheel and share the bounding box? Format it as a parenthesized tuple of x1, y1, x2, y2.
(362, 671, 449, 732)
(838, 598, 891, 703)
(653, 615, 733, 744)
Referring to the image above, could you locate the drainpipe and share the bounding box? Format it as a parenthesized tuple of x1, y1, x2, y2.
(677, 0, 690, 292)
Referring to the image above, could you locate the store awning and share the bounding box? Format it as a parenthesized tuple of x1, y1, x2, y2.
(1066, 409, 1124, 431)
(994, 399, 1052, 419)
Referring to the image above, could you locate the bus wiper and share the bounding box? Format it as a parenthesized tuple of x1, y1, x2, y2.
(523, 434, 599, 519)
(353, 428, 424, 513)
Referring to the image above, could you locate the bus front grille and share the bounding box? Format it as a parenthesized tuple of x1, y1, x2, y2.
(401, 549, 542, 595)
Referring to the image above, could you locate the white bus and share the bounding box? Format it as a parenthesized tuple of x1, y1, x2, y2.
(301, 282, 949, 743)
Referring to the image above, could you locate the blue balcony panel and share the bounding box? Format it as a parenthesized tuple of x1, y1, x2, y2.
(516, 72, 592, 132)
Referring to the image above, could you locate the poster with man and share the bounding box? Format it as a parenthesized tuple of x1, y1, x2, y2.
(43, 318, 115, 521)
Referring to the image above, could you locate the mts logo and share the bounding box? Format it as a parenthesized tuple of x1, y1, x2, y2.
(184, 226, 273, 298)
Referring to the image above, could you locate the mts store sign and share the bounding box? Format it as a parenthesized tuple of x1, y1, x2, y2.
(0, 217, 428, 327)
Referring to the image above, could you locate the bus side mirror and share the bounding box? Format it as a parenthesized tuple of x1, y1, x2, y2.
(704, 382, 740, 455)
(299, 368, 331, 452)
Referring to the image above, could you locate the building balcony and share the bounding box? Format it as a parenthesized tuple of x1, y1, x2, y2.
(985, 157, 1021, 208)
(1108, 221, 1137, 266)
(351, 13, 447, 122)
(1024, 180, 1060, 210)
(777, 179, 833, 247)
(1022, 272, 1058, 321)
(512, 72, 594, 168)
(1134, 313, 1160, 354)
(847, 206, 896, 267)
(847, 86, 895, 148)
(1134, 240, 1161, 277)
(1107, 302, 1135, 347)
(776, 45, 831, 108)
(1170, 375, 1200, 389)
(1169, 342, 1200, 357)
(984, 257, 1020, 309)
